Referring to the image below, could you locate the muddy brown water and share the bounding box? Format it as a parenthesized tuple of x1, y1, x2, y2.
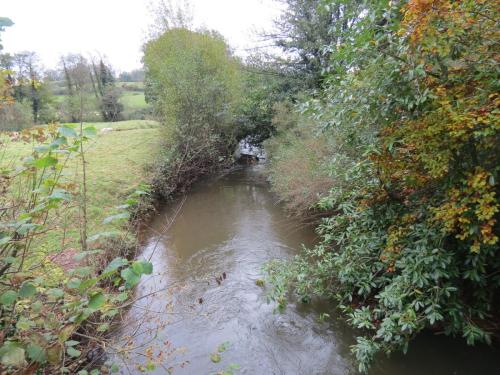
(115, 164, 500, 374)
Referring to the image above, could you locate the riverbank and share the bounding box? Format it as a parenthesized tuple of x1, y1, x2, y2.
(1, 119, 161, 269)
(4, 120, 160, 251)
(113, 164, 500, 375)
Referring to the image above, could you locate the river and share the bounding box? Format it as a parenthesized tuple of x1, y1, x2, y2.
(114, 164, 500, 374)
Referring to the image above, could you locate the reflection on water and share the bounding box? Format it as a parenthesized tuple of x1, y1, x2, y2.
(115, 165, 500, 375)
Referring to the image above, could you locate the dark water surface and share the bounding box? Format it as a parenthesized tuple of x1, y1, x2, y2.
(115, 165, 500, 375)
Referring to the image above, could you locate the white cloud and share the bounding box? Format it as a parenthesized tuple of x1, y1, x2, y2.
(1, 0, 281, 72)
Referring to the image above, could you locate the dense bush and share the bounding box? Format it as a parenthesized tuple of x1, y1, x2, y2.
(144, 28, 242, 197)
(265, 102, 336, 214)
(0, 101, 32, 131)
(265, 0, 499, 372)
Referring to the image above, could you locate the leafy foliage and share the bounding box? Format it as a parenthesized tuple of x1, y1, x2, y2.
(0, 125, 153, 373)
(144, 28, 242, 198)
(264, 0, 500, 372)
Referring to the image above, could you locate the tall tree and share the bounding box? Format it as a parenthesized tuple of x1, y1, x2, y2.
(144, 28, 242, 197)
(90, 57, 123, 121)
(11, 52, 44, 123)
(267, 0, 365, 89)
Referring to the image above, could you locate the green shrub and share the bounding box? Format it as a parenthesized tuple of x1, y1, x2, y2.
(143, 28, 242, 198)
(264, 1, 499, 372)
(0, 102, 33, 131)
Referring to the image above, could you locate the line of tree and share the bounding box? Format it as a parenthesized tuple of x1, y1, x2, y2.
(144, 26, 242, 198)
(60, 54, 123, 123)
(0, 49, 125, 129)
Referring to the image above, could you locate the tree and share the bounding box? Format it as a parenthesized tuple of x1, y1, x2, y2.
(11, 52, 45, 123)
(234, 55, 298, 144)
(264, 0, 500, 372)
(90, 58, 123, 121)
(147, 0, 193, 38)
(266, 0, 365, 89)
(60, 54, 91, 122)
(144, 27, 242, 197)
(118, 69, 145, 82)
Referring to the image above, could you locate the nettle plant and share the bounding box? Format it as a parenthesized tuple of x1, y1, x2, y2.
(0, 125, 152, 373)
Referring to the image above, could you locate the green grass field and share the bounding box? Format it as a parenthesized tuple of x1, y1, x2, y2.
(51, 81, 151, 120)
(120, 91, 149, 110)
(1, 120, 162, 255)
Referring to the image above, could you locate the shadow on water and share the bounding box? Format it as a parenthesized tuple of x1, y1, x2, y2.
(113, 164, 500, 375)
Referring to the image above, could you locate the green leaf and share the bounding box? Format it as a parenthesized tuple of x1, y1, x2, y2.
(32, 300, 43, 313)
(132, 260, 153, 275)
(0, 342, 25, 367)
(67, 278, 82, 289)
(102, 257, 128, 275)
(110, 363, 120, 373)
(87, 231, 119, 244)
(217, 341, 230, 353)
(0, 290, 18, 305)
(66, 347, 81, 358)
(83, 126, 97, 137)
(58, 325, 75, 342)
(34, 156, 58, 169)
(16, 317, 34, 331)
(0, 235, 12, 246)
(27, 343, 47, 364)
(48, 189, 71, 202)
(49, 137, 67, 148)
(17, 223, 39, 235)
(71, 266, 93, 277)
(58, 125, 77, 138)
(19, 281, 37, 298)
(210, 353, 221, 363)
(102, 212, 130, 224)
(3, 256, 15, 264)
(64, 340, 79, 347)
(34, 145, 50, 153)
(78, 278, 97, 291)
(47, 288, 64, 300)
(120, 267, 141, 289)
(97, 323, 109, 332)
(103, 309, 119, 318)
(47, 344, 62, 364)
(141, 261, 153, 275)
(115, 292, 128, 302)
(88, 292, 106, 310)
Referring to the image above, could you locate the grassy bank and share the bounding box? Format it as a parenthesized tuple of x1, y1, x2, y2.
(2, 119, 161, 259)
(0, 119, 164, 373)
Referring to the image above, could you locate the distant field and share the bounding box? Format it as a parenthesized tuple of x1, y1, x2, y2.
(1, 120, 162, 254)
(49, 81, 151, 120)
(120, 91, 149, 110)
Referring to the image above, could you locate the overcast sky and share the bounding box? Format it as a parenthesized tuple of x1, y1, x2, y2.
(1, 0, 282, 72)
